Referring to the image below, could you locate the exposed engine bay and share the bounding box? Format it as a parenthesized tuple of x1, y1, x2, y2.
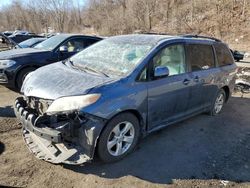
(14, 97, 106, 164)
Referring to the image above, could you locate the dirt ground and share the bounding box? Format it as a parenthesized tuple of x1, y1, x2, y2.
(1, 80, 250, 187)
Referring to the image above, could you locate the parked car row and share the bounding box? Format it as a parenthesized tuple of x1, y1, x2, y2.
(3, 30, 42, 43)
(0, 34, 102, 90)
(0, 32, 45, 51)
(3, 33, 236, 165)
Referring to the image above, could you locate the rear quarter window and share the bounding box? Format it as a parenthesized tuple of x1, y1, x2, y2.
(84, 38, 100, 48)
(214, 43, 234, 67)
(186, 44, 215, 71)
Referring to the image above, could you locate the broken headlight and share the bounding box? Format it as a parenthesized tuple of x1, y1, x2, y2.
(46, 94, 101, 114)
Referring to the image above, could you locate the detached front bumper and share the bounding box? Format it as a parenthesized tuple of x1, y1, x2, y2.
(14, 97, 105, 165)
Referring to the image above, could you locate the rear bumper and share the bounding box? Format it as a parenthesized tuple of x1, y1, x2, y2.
(14, 97, 105, 165)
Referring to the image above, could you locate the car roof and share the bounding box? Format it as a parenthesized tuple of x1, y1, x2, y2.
(24, 37, 45, 41)
(106, 34, 221, 45)
(106, 34, 174, 45)
(55, 33, 103, 40)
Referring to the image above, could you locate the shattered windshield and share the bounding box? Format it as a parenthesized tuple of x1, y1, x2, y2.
(34, 35, 66, 51)
(70, 39, 153, 77)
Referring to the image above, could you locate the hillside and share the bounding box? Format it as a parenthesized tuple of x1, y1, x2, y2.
(0, 0, 249, 51)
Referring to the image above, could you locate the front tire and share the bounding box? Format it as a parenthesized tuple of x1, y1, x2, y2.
(209, 89, 226, 116)
(97, 113, 140, 163)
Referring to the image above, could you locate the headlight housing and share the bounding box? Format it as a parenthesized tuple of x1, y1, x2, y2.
(46, 94, 101, 114)
(0, 60, 16, 69)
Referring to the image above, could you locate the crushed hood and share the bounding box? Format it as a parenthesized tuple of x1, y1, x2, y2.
(0, 48, 48, 59)
(22, 62, 114, 100)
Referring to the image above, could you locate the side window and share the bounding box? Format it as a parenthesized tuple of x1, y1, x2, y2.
(187, 44, 215, 71)
(152, 44, 186, 76)
(62, 38, 85, 52)
(84, 39, 100, 48)
(214, 43, 234, 67)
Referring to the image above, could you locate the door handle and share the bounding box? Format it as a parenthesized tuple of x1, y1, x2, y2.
(194, 76, 199, 82)
(183, 79, 190, 85)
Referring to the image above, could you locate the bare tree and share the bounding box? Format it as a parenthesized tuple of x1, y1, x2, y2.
(0, 0, 249, 48)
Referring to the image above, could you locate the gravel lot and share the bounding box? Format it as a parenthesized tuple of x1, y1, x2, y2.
(0, 84, 250, 187)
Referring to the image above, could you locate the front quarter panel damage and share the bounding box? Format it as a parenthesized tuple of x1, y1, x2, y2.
(77, 113, 107, 159)
(14, 97, 107, 164)
(81, 81, 148, 132)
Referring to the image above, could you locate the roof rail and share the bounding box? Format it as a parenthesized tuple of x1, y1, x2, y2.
(133, 30, 172, 35)
(181, 34, 222, 42)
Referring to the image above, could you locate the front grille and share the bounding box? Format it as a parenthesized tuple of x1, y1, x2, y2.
(27, 97, 52, 115)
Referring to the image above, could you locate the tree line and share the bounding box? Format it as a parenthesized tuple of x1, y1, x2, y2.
(0, 0, 249, 42)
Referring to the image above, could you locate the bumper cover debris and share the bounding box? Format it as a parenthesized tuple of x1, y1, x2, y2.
(14, 97, 92, 164)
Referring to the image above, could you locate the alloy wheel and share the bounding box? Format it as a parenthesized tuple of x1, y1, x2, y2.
(214, 93, 224, 114)
(107, 121, 135, 156)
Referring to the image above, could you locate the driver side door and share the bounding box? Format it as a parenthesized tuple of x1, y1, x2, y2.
(58, 38, 86, 61)
(147, 43, 193, 130)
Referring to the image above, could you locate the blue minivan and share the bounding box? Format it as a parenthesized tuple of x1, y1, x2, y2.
(14, 34, 237, 164)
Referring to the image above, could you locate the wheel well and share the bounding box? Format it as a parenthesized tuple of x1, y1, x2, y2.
(93, 109, 145, 159)
(122, 110, 145, 130)
(221, 86, 230, 102)
(106, 110, 145, 132)
(15, 65, 39, 87)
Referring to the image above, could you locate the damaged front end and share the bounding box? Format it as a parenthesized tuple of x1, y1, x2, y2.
(14, 96, 106, 165)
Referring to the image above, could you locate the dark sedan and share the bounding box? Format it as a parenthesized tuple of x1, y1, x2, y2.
(8, 33, 41, 43)
(0, 34, 102, 90)
(230, 49, 244, 62)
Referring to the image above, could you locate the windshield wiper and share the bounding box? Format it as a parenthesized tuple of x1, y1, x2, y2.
(68, 60, 109, 77)
(82, 66, 109, 77)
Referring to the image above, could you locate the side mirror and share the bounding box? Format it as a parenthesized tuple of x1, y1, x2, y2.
(59, 46, 68, 52)
(154, 66, 169, 78)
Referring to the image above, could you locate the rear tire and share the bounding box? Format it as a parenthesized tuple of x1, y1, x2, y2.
(209, 89, 226, 116)
(97, 113, 140, 163)
(16, 67, 36, 90)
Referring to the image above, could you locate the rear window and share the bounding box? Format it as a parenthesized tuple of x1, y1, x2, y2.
(187, 44, 215, 71)
(214, 43, 234, 66)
